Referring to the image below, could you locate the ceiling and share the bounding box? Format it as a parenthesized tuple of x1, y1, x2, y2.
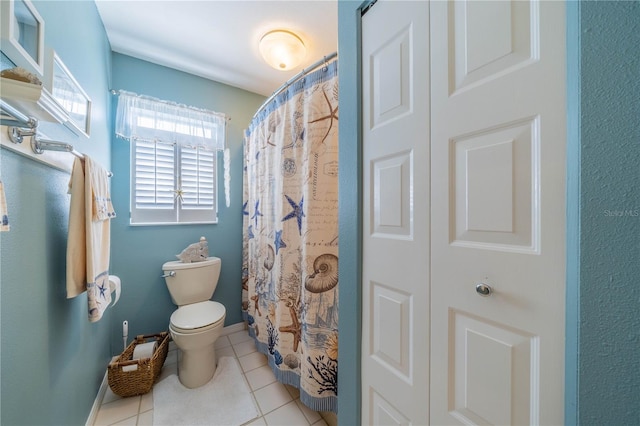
(95, 1, 338, 97)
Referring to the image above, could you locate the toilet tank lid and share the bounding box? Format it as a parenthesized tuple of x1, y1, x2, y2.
(171, 301, 226, 329)
(163, 257, 220, 270)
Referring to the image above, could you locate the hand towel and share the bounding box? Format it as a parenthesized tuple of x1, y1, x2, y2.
(0, 180, 9, 232)
(90, 163, 115, 221)
(84, 156, 114, 322)
(66, 156, 115, 322)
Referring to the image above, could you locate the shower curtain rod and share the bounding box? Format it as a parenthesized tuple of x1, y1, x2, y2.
(253, 51, 338, 118)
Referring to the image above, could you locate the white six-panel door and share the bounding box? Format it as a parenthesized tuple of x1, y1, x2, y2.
(362, 1, 566, 424)
(361, 1, 430, 424)
(430, 1, 566, 424)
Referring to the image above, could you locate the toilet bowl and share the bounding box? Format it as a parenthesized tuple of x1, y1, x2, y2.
(169, 300, 226, 388)
(162, 255, 226, 388)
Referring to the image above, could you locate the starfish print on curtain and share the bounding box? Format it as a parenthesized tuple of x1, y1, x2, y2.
(308, 87, 339, 144)
(243, 59, 339, 413)
(282, 195, 305, 235)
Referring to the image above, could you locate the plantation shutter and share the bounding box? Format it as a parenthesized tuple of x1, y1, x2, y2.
(130, 139, 176, 224)
(178, 145, 217, 223)
(116, 90, 226, 225)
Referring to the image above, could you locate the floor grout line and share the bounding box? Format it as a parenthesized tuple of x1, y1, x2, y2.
(94, 330, 326, 426)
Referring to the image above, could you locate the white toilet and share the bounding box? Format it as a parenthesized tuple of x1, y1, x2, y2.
(162, 257, 226, 388)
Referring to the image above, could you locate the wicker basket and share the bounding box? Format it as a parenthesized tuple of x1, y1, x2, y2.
(107, 332, 170, 397)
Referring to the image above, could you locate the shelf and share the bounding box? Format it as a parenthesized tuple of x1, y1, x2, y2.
(0, 77, 68, 124)
(0, 77, 74, 174)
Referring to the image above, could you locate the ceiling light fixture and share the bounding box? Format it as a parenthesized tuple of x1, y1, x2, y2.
(259, 30, 306, 71)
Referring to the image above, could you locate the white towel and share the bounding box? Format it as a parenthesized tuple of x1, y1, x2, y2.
(90, 163, 115, 221)
(0, 180, 9, 232)
(66, 156, 115, 322)
(67, 158, 87, 298)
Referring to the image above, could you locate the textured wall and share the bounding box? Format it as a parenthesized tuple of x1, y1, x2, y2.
(578, 1, 640, 424)
(0, 1, 113, 424)
(108, 53, 265, 353)
(337, 1, 362, 424)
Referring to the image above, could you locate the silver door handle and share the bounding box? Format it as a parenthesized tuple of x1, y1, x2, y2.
(161, 271, 176, 278)
(475, 283, 492, 297)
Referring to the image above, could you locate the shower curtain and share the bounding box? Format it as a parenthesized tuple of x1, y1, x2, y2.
(242, 59, 338, 412)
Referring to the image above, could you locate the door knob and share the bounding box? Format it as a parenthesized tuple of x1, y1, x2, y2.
(475, 283, 492, 297)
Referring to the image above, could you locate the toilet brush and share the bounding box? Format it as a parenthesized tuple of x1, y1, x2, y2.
(122, 320, 128, 351)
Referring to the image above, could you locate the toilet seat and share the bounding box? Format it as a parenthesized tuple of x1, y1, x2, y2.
(170, 301, 225, 334)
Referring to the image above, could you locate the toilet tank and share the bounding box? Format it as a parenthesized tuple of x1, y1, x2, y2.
(162, 257, 221, 306)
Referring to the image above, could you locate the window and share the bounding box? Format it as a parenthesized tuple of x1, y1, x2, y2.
(115, 91, 226, 225)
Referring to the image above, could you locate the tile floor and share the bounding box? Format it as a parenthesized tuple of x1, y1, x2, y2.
(94, 329, 333, 426)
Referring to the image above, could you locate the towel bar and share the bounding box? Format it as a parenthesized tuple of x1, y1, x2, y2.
(32, 137, 113, 177)
(1, 99, 113, 177)
(0, 99, 38, 129)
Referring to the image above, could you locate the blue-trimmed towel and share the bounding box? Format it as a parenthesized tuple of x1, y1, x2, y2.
(67, 156, 115, 322)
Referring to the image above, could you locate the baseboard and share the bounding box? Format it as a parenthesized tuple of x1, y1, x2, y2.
(85, 356, 118, 426)
(320, 411, 338, 426)
(221, 321, 247, 336)
(86, 323, 247, 425)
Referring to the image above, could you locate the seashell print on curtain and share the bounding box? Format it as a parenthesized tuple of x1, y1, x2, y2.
(242, 60, 338, 413)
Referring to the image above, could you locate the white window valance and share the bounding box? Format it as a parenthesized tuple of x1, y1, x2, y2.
(115, 90, 227, 151)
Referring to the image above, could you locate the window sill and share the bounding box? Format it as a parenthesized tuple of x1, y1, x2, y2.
(129, 220, 218, 227)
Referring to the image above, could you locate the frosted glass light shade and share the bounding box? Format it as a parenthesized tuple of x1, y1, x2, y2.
(259, 30, 306, 71)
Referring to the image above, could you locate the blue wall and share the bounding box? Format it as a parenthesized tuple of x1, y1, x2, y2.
(108, 53, 265, 353)
(567, 1, 640, 424)
(0, 1, 113, 425)
(337, 1, 363, 425)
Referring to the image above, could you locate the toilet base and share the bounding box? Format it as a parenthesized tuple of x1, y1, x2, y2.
(177, 343, 217, 388)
